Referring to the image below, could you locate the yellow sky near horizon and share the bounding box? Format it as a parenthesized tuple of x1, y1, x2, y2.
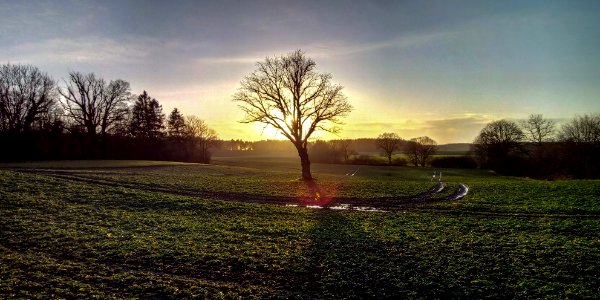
(3, 1, 599, 144)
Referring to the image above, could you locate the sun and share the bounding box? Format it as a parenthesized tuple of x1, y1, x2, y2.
(285, 115, 294, 127)
(253, 122, 287, 140)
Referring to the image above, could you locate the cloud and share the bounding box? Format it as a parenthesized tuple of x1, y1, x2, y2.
(311, 30, 456, 59)
(195, 56, 258, 65)
(193, 28, 455, 67)
(3, 37, 156, 65)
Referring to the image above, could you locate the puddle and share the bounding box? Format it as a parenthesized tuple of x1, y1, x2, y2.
(305, 205, 324, 209)
(329, 204, 388, 212)
(431, 182, 446, 193)
(286, 203, 387, 212)
(451, 183, 469, 200)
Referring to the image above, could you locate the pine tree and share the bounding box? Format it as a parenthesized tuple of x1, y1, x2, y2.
(130, 91, 165, 139)
(167, 108, 186, 137)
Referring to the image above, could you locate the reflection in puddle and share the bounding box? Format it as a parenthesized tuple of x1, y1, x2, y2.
(453, 184, 469, 200)
(329, 204, 388, 212)
(286, 203, 388, 212)
(305, 205, 324, 209)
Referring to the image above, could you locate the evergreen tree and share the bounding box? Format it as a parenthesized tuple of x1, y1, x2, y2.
(130, 91, 165, 139)
(167, 108, 186, 137)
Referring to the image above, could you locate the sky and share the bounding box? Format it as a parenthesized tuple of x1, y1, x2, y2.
(1, 0, 599, 143)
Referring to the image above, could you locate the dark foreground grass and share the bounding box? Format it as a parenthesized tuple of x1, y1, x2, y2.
(1, 160, 599, 299)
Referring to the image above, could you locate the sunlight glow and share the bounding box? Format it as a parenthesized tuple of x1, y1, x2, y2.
(253, 122, 287, 140)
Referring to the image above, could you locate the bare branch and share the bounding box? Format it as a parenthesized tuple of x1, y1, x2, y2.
(232, 50, 352, 179)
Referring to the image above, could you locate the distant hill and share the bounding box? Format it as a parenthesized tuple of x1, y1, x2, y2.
(437, 143, 472, 154)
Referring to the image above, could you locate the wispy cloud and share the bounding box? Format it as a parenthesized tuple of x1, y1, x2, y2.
(194, 29, 455, 66)
(195, 56, 259, 65)
(1, 36, 157, 65)
(311, 30, 455, 59)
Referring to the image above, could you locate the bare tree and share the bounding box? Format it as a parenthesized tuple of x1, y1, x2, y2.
(101, 79, 131, 138)
(376, 132, 403, 165)
(233, 50, 352, 179)
(60, 72, 131, 143)
(331, 139, 352, 163)
(184, 116, 218, 163)
(557, 114, 600, 176)
(521, 114, 555, 145)
(406, 136, 438, 167)
(473, 119, 524, 167)
(0, 64, 57, 133)
(558, 114, 600, 143)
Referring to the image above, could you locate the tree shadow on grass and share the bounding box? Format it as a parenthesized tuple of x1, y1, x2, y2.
(279, 210, 406, 299)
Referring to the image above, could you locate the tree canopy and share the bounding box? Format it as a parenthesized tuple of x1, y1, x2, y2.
(233, 50, 352, 179)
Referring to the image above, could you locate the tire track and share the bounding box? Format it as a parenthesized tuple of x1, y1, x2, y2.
(11, 168, 469, 210)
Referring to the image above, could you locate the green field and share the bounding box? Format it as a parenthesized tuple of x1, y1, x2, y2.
(1, 158, 599, 299)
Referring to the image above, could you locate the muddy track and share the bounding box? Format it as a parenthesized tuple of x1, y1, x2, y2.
(11, 168, 469, 210)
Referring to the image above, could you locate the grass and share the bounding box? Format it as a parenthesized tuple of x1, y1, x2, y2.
(0, 160, 194, 169)
(1, 158, 599, 298)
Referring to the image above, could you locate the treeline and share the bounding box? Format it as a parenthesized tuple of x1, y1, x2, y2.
(473, 114, 600, 178)
(218, 136, 474, 168)
(0, 63, 217, 163)
(216, 138, 391, 157)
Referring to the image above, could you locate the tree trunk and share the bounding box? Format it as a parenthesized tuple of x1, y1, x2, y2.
(388, 154, 392, 165)
(297, 145, 312, 180)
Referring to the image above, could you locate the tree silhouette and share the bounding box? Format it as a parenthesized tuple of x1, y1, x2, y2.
(184, 116, 218, 163)
(233, 50, 352, 179)
(376, 132, 403, 165)
(167, 108, 186, 138)
(0, 64, 57, 133)
(473, 119, 524, 169)
(129, 91, 164, 139)
(558, 114, 600, 144)
(331, 139, 352, 163)
(60, 72, 131, 147)
(558, 114, 600, 176)
(521, 114, 555, 146)
(406, 136, 438, 167)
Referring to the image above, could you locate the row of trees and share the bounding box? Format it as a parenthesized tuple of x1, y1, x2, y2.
(0, 63, 217, 163)
(474, 114, 600, 178)
(302, 134, 440, 167)
(376, 133, 438, 166)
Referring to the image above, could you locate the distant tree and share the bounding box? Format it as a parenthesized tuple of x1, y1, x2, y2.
(406, 136, 438, 167)
(331, 139, 352, 163)
(184, 116, 218, 163)
(473, 119, 524, 170)
(60, 72, 131, 144)
(101, 80, 131, 138)
(557, 114, 600, 177)
(558, 114, 600, 144)
(167, 108, 186, 137)
(129, 91, 165, 139)
(222, 139, 253, 151)
(0, 64, 57, 133)
(110, 107, 132, 137)
(376, 132, 403, 165)
(233, 50, 352, 180)
(521, 114, 555, 145)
